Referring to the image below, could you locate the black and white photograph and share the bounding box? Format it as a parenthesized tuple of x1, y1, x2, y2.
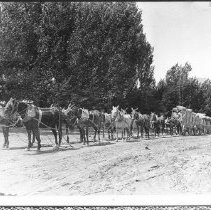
(1, 1, 211, 206)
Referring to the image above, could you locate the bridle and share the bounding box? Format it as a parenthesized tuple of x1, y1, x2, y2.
(11, 101, 32, 122)
(17, 102, 28, 117)
(131, 110, 139, 120)
(63, 106, 78, 126)
(112, 108, 124, 122)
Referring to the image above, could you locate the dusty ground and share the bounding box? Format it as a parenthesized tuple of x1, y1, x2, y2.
(1, 127, 211, 196)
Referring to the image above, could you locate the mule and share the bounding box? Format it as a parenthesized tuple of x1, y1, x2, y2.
(102, 112, 115, 140)
(131, 108, 150, 139)
(111, 105, 132, 141)
(63, 104, 99, 145)
(0, 102, 9, 148)
(0, 99, 25, 148)
(165, 117, 173, 135)
(89, 109, 104, 142)
(150, 112, 161, 137)
(157, 114, 166, 136)
(171, 112, 183, 135)
(62, 104, 85, 144)
(4, 99, 64, 151)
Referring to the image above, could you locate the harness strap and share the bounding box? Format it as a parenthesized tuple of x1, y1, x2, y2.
(2, 114, 21, 128)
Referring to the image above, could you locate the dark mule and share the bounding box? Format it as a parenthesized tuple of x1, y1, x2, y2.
(102, 112, 115, 140)
(171, 112, 183, 135)
(131, 108, 150, 139)
(165, 116, 182, 136)
(0, 101, 10, 148)
(4, 99, 63, 151)
(150, 112, 160, 137)
(62, 105, 84, 143)
(1, 98, 24, 148)
(173, 118, 182, 135)
(63, 104, 99, 145)
(157, 114, 166, 136)
(89, 109, 104, 142)
(0, 101, 11, 148)
(165, 117, 174, 135)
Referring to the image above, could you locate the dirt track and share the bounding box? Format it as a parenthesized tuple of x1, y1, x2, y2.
(1, 128, 211, 196)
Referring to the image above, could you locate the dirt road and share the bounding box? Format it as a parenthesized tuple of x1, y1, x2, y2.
(1, 128, 211, 196)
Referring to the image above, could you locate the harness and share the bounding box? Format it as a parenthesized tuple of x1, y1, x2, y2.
(116, 111, 124, 122)
(12, 102, 42, 126)
(62, 108, 78, 127)
(1, 116, 22, 128)
(18, 104, 35, 123)
(112, 109, 126, 122)
(69, 116, 78, 127)
(81, 108, 89, 120)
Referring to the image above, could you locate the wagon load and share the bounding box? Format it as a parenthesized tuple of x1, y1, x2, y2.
(203, 116, 211, 134)
(171, 111, 179, 119)
(172, 106, 190, 124)
(172, 106, 196, 134)
(175, 106, 187, 121)
(195, 113, 206, 134)
(176, 106, 186, 112)
(195, 113, 205, 124)
(172, 106, 183, 118)
(204, 116, 211, 125)
(172, 107, 178, 112)
(172, 106, 186, 113)
(201, 114, 209, 133)
(191, 112, 197, 125)
(182, 109, 193, 125)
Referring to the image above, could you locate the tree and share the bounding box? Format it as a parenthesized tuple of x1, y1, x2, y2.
(0, 2, 154, 110)
(160, 62, 192, 111)
(182, 78, 202, 111)
(0, 2, 43, 101)
(200, 79, 211, 116)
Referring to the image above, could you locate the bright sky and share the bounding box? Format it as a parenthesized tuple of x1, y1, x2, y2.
(137, 2, 211, 83)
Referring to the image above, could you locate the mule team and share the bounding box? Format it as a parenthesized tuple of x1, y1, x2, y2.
(1, 98, 211, 151)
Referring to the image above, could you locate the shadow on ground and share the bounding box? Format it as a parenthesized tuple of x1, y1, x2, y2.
(25, 146, 80, 155)
(85, 141, 115, 147)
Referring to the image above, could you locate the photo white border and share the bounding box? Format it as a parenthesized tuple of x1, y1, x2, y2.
(1, 195, 211, 206)
(1, 1, 211, 208)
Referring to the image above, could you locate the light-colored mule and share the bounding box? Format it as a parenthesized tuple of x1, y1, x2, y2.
(111, 105, 132, 141)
